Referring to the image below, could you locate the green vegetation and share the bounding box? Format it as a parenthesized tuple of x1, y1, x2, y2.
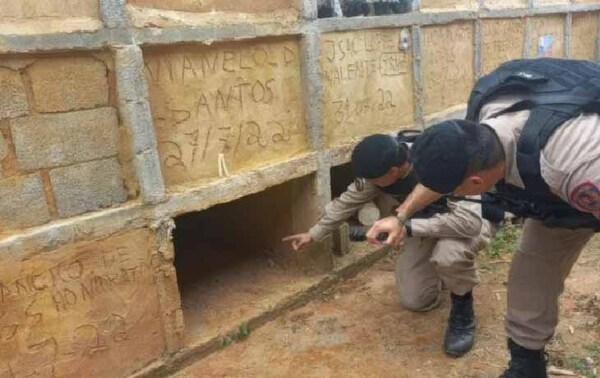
(484, 222, 521, 258)
(563, 341, 600, 377)
(218, 322, 251, 349)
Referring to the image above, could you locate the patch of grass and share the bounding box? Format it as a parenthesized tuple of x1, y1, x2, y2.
(560, 341, 600, 377)
(219, 335, 233, 348)
(218, 322, 252, 349)
(584, 341, 600, 356)
(565, 356, 591, 375)
(484, 222, 521, 258)
(238, 322, 250, 340)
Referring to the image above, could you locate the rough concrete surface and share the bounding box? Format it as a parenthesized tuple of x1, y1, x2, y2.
(0, 228, 166, 378)
(49, 157, 127, 217)
(128, 0, 299, 13)
(571, 12, 599, 61)
(421, 22, 474, 117)
(481, 18, 526, 75)
(0, 0, 102, 35)
(126, 5, 300, 29)
(0, 173, 50, 229)
(530, 16, 565, 58)
(536, 0, 571, 5)
(144, 39, 310, 187)
(320, 28, 415, 147)
(27, 56, 109, 113)
(480, 0, 528, 10)
(11, 108, 120, 171)
(420, 0, 478, 12)
(0, 67, 28, 119)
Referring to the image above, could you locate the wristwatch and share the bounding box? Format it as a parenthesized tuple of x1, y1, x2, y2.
(405, 219, 413, 237)
(395, 211, 409, 225)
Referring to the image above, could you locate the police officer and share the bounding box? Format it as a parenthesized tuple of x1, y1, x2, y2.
(283, 133, 499, 358)
(366, 59, 600, 377)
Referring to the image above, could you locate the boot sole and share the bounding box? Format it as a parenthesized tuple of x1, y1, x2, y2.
(444, 348, 471, 358)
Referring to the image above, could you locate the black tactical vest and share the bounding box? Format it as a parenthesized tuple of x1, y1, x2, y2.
(466, 58, 600, 230)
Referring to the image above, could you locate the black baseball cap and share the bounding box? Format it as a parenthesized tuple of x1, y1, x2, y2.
(411, 121, 470, 194)
(351, 134, 408, 179)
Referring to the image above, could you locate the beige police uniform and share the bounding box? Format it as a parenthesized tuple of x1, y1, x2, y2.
(308, 180, 494, 311)
(480, 95, 600, 350)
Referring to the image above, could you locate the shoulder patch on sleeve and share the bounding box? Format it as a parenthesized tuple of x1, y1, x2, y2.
(569, 181, 600, 214)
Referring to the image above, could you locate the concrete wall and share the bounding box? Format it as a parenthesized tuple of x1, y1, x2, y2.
(0, 53, 133, 232)
(0, 0, 599, 377)
(144, 39, 310, 187)
(0, 0, 102, 34)
(320, 28, 414, 146)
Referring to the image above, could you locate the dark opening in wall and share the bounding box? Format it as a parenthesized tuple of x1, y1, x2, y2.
(172, 175, 331, 343)
(330, 162, 355, 199)
(318, 0, 412, 18)
(330, 162, 382, 230)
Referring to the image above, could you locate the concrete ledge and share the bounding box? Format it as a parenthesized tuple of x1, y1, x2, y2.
(0, 28, 132, 54)
(0, 202, 146, 257)
(163, 152, 319, 217)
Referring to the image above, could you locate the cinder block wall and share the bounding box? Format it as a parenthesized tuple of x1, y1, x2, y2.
(0, 0, 598, 377)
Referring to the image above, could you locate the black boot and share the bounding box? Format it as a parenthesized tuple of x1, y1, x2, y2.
(500, 338, 547, 378)
(348, 225, 389, 242)
(348, 224, 367, 241)
(444, 292, 476, 357)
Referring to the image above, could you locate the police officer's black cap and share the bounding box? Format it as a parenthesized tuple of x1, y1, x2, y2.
(411, 121, 469, 194)
(351, 134, 408, 179)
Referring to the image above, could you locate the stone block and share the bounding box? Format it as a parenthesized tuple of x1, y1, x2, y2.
(27, 56, 109, 113)
(420, 0, 477, 11)
(320, 28, 415, 147)
(0, 173, 50, 230)
(128, 0, 298, 13)
(0, 67, 29, 120)
(127, 1, 299, 30)
(0, 228, 165, 378)
(481, 18, 526, 74)
(144, 39, 310, 187)
(50, 158, 127, 217)
(422, 22, 475, 116)
(535, 0, 570, 5)
(11, 108, 119, 172)
(571, 12, 598, 61)
(530, 16, 565, 58)
(480, 0, 527, 9)
(0, 0, 99, 19)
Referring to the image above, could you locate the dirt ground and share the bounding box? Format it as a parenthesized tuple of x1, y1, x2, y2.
(171, 230, 600, 378)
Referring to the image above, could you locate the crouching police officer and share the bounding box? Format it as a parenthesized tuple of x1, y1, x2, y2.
(366, 58, 600, 378)
(283, 132, 503, 357)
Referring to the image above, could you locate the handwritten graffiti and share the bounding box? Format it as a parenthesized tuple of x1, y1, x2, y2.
(159, 118, 294, 170)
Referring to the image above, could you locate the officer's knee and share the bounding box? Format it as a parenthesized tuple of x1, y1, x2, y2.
(400, 291, 440, 312)
(432, 244, 476, 272)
